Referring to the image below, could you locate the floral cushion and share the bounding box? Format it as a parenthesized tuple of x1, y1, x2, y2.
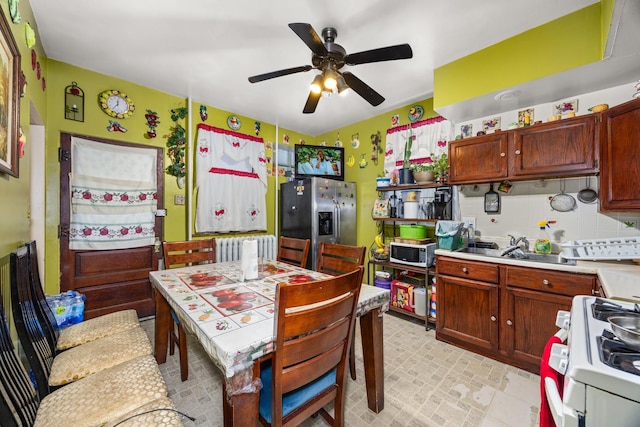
(35, 355, 167, 427)
(49, 326, 152, 386)
(57, 309, 139, 350)
(103, 397, 185, 427)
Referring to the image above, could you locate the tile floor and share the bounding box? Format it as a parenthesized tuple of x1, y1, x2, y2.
(142, 312, 541, 427)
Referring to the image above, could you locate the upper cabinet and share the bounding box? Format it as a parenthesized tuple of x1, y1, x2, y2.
(599, 98, 640, 212)
(448, 115, 598, 185)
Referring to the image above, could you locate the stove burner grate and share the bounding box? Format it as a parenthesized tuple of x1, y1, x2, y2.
(591, 298, 640, 321)
(598, 333, 640, 376)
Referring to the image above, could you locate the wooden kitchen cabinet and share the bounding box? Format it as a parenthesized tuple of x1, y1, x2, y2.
(448, 115, 598, 184)
(436, 257, 500, 353)
(501, 265, 594, 371)
(448, 132, 508, 183)
(436, 255, 595, 373)
(599, 97, 640, 212)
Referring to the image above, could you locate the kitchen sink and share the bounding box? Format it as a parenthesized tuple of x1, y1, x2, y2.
(454, 247, 577, 265)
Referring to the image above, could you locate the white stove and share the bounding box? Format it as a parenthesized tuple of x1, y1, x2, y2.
(545, 296, 640, 427)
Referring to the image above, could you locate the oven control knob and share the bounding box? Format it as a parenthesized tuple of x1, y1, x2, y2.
(548, 343, 569, 375)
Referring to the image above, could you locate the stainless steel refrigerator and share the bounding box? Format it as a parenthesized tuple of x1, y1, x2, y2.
(280, 178, 357, 270)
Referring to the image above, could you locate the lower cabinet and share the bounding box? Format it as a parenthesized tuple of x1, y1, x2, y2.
(436, 255, 595, 373)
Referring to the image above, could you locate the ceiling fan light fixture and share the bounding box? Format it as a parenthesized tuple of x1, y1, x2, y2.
(336, 74, 349, 95)
(310, 74, 323, 94)
(323, 68, 338, 90)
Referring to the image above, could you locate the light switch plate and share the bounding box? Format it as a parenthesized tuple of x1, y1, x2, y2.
(174, 194, 185, 205)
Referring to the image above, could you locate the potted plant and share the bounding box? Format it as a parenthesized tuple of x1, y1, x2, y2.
(399, 134, 414, 184)
(429, 152, 449, 182)
(410, 162, 436, 183)
(411, 152, 449, 183)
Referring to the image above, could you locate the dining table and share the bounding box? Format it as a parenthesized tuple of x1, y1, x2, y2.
(149, 259, 390, 426)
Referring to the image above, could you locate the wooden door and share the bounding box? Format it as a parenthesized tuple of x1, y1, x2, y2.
(59, 133, 164, 319)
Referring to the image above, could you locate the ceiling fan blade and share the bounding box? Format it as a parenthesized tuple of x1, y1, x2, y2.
(248, 65, 313, 83)
(345, 43, 413, 66)
(342, 72, 384, 106)
(303, 90, 321, 114)
(288, 23, 328, 57)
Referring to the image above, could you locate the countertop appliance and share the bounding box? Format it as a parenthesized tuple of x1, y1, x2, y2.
(280, 178, 356, 270)
(389, 242, 435, 268)
(544, 296, 640, 426)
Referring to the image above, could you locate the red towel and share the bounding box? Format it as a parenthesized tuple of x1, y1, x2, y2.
(539, 335, 564, 427)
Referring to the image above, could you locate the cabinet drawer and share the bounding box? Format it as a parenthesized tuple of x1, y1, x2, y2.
(505, 266, 594, 296)
(437, 257, 499, 283)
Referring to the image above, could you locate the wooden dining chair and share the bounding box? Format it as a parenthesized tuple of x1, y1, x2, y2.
(162, 238, 216, 381)
(10, 246, 153, 398)
(24, 241, 140, 352)
(316, 241, 367, 381)
(258, 266, 364, 427)
(276, 236, 311, 268)
(0, 277, 183, 427)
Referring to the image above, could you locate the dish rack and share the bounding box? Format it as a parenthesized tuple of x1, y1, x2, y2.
(560, 237, 640, 260)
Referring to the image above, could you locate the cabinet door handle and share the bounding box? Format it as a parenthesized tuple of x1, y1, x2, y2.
(515, 149, 521, 155)
(543, 279, 551, 286)
(462, 267, 468, 273)
(506, 320, 513, 326)
(500, 152, 506, 157)
(490, 315, 497, 322)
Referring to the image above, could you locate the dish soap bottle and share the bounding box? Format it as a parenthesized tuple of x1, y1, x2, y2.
(534, 221, 552, 254)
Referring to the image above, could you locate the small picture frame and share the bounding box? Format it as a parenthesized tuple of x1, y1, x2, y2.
(460, 124, 473, 138)
(482, 117, 501, 134)
(554, 99, 578, 116)
(0, 7, 21, 177)
(518, 108, 534, 127)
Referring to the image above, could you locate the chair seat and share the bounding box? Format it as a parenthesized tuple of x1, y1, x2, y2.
(103, 397, 185, 427)
(49, 325, 152, 386)
(57, 309, 140, 350)
(259, 364, 336, 424)
(34, 355, 168, 427)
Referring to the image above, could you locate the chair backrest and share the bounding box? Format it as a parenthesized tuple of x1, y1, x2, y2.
(316, 242, 366, 276)
(25, 241, 60, 351)
(276, 237, 311, 268)
(10, 246, 54, 400)
(162, 238, 216, 269)
(0, 278, 39, 427)
(266, 266, 364, 426)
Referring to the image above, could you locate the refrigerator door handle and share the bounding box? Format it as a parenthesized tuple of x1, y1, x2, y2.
(333, 200, 340, 243)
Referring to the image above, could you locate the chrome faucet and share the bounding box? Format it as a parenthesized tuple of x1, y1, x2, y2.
(501, 234, 530, 257)
(508, 234, 530, 252)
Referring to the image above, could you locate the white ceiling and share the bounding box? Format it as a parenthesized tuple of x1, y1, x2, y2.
(30, 0, 613, 136)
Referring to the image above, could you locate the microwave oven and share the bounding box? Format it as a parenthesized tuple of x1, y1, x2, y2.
(389, 242, 436, 268)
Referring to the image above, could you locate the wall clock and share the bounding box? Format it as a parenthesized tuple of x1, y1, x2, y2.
(98, 90, 135, 119)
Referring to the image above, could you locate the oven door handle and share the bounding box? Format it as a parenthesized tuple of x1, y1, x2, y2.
(544, 377, 564, 427)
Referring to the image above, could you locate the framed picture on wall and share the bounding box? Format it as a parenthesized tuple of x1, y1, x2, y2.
(0, 5, 21, 177)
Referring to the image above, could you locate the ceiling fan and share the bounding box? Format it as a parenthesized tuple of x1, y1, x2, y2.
(248, 23, 413, 114)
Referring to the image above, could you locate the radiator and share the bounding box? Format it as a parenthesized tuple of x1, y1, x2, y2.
(216, 235, 277, 263)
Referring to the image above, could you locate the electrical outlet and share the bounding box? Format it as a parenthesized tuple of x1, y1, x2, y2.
(174, 194, 185, 205)
(462, 216, 476, 230)
(620, 218, 638, 230)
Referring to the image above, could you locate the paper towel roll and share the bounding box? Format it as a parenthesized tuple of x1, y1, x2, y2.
(241, 239, 258, 281)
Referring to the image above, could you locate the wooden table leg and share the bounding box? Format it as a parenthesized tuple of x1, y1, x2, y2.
(360, 308, 384, 413)
(154, 290, 170, 364)
(221, 363, 261, 426)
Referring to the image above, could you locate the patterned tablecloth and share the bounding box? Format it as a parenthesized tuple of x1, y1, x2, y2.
(149, 260, 390, 383)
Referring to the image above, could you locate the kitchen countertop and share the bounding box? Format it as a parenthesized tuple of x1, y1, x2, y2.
(435, 249, 640, 303)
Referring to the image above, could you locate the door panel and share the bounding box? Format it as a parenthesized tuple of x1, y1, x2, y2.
(59, 133, 163, 319)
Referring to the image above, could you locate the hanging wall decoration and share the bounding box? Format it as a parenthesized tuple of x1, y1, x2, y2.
(370, 131, 382, 165)
(199, 105, 208, 121)
(25, 22, 36, 48)
(8, 0, 20, 23)
(254, 121, 261, 136)
(0, 6, 21, 178)
(106, 121, 127, 132)
(144, 110, 159, 138)
(165, 107, 188, 188)
(64, 81, 84, 122)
